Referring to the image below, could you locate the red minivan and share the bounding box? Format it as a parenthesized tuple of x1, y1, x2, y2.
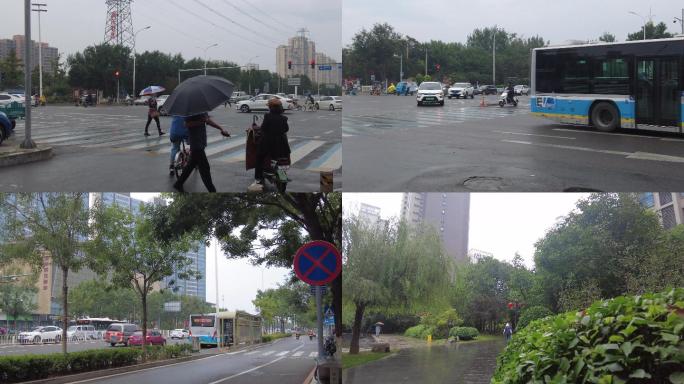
(104, 323, 139, 347)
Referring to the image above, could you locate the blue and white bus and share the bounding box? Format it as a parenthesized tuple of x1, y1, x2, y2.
(531, 37, 684, 134)
(189, 311, 262, 347)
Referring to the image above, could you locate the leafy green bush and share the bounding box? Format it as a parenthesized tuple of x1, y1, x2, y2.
(262, 332, 292, 343)
(449, 326, 480, 340)
(0, 344, 195, 383)
(420, 309, 464, 339)
(517, 305, 553, 329)
(404, 324, 435, 339)
(492, 288, 684, 384)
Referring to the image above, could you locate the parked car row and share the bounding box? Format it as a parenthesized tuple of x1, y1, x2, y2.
(18, 326, 63, 344)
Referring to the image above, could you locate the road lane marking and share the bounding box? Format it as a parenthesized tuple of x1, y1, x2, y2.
(551, 128, 665, 140)
(292, 351, 304, 357)
(308, 352, 317, 357)
(495, 131, 576, 140)
(276, 350, 289, 356)
(245, 350, 260, 355)
(207, 343, 305, 384)
(261, 350, 275, 356)
(503, 140, 684, 163)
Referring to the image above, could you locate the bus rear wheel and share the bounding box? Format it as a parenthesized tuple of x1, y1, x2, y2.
(591, 102, 619, 132)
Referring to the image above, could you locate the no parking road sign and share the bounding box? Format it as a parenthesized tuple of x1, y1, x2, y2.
(293, 240, 342, 286)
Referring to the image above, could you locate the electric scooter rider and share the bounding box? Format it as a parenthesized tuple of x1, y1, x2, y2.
(254, 98, 291, 186)
(506, 82, 515, 104)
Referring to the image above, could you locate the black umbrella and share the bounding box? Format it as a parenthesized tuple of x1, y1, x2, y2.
(164, 75, 235, 116)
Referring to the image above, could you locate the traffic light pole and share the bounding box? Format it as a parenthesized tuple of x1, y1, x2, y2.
(21, 0, 35, 149)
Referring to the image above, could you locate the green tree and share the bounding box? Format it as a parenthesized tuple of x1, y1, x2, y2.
(598, 32, 617, 42)
(344, 23, 404, 83)
(67, 43, 132, 97)
(0, 268, 37, 331)
(150, 193, 343, 336)
(534, 193, 683, 312)
(0, 193, 97, 355)
(253, 282, 313, 333)
(627, 21, 674, 41)
(343, 216, 452, 354)
(88, 201, 200, 356)
(0, 50, 24, 89)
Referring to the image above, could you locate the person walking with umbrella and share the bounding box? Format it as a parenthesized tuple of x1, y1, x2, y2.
(375, 322, 384, 338)
(141, 86, 166, 136)
(163, 76, 234, 192)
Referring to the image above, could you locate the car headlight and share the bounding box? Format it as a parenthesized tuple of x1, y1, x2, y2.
(438, 92, 443, 97)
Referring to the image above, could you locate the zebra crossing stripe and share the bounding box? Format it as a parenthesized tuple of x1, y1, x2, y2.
(290, 140, 325, 164)
(276, 351, 289, 356)
(218, 139, 295, 163)
(204, 139, 246, 157)
(262, 351, 275, 356)
(305, 143, 341, 172)
(292, 351, 304, 357)
(308, 352, 317, 358)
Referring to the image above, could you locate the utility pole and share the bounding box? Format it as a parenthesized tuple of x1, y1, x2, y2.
(32, 3, 46, 102)
(675, 9, 684, 35)
(132, 26, 151, 99)
(21, 0, 35, 149)
(424, 49, 428, 76)
(493, 25, 497, 87)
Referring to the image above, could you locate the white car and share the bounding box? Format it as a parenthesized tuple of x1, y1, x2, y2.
(18, 326, 63, 344)
(169, 329, 190, 339)
(236, 94, 294, 113)
(67, 325, 97, 341)
(448, 82, 474, 99)
(0, 93, 24, 107)
(416, 82, 445, 106)
(316, 96, 342, 111)
(134, 95, 151, 106)
(157, 95, 170, 115)
(514, 85, 530, 96)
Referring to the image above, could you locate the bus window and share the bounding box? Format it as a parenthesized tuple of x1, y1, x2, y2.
(594, 58, 630, 95)
(561, 56, 591, 93)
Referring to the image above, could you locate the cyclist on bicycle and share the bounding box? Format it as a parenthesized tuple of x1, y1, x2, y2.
(306, 93, 315, 110)
(169, 115, 188, 175)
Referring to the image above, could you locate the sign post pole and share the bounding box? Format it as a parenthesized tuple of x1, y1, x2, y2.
(316, 286, 324, 359)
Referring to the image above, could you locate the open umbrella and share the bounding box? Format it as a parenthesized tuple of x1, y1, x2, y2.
(139, 85, 166, 96)
(374, 322, 384, 326)
(163, 76, 234, 117)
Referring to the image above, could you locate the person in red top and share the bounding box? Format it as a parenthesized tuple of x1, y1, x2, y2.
(144, 95, 165, 136)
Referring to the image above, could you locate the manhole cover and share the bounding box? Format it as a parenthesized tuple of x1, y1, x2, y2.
(462, 176, 504, 190)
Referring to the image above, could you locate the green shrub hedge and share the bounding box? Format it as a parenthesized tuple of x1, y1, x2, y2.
(517, 305, 553, 329)
(492, 288, 684, 384)
(404, 324, 435, 339)
(0, 343, 194, 383)
(262, 332, 292, 343)
(449, 326, 480, 340)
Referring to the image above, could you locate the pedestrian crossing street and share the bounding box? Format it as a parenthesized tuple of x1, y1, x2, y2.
(14, 113, 341, 173)
(238, 348, 318, 359)
(343, 102, 530, 136)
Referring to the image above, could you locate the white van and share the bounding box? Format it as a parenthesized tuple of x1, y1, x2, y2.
(67, 325, 97, 341)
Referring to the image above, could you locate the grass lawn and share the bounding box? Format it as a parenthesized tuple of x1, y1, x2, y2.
(342, 351, 394, 370)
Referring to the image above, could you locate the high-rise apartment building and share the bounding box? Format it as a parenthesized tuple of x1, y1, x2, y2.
(401, 193, 470, 263)
(639, 193, 684, 229)
(358, 203, 382, 225)
(276, 30, 341, 88)
(0, 35, 59, 73)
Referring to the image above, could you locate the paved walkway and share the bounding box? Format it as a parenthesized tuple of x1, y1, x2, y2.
(343, 339, 505, 384)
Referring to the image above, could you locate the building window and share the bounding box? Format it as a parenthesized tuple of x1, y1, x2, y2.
(661, 205, 677, 230)
(639, 193, 655, 208)
(659, 193, 673, 206)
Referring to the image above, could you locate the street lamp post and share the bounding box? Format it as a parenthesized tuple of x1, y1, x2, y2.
(629, 11, 648, 40)
(675, 8, 684, 35)
(132, 26, 151, 100)
(247, 56, 259, 95)
(31, 3, 47, 102)
(201, 43, 218, 76)
(21, 0, 35, 149)
(492, 25, 497, 87)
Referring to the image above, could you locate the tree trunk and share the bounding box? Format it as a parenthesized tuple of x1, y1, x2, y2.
(62, 267, 68, 355)
(141, 292, 147, 362)
(349, 302, 366, 355)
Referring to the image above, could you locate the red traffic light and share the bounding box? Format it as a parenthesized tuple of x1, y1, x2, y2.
(310, 60, 315, 69)
(435, 64, 441, 71)
(288, 60, 292, 70)
(114, 71, 120, 78)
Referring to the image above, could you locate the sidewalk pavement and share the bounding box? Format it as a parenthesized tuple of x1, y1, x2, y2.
(0, 139, 52, 167)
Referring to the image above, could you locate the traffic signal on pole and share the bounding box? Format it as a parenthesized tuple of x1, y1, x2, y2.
(114, 70, 120, 78)
(288, 60, 292, 70)
(435, 64, 441, 72)
(310, 60, 315, 69)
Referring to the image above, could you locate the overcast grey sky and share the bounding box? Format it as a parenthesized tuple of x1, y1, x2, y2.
(1, 0, 341, 72)
(343, 193, 589, 269)
(131, 194, 289, 314)
(343, 0, 684, 46)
